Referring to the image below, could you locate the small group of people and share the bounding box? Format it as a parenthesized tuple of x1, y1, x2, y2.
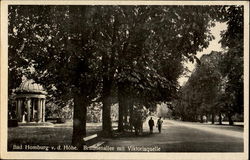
(148, 117, 163, 133)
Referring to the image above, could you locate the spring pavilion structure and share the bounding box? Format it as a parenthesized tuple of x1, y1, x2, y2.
(15, 80, 47, 123)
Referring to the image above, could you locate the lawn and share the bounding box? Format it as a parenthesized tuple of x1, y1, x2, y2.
(8, 121, 102, 151)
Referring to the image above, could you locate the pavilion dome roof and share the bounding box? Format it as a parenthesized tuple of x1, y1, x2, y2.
(15, 80, 47, 94)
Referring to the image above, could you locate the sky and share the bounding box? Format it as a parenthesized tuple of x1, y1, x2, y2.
(178, 22, 228, 86)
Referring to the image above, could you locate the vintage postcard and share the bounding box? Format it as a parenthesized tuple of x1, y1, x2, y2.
(1, 0, 249, 159)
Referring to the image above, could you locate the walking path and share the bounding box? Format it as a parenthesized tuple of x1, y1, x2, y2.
(103, 119, 244, 152)
(168, 120, 243, 139)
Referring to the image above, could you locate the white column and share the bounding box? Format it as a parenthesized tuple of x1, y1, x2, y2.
(22, 99, 25, 123)
(27, 98, 31, 122)
(42, 99, 46, 122)
(37, 99, 41, 122)
(32, 99, 35, 120)
(16, 99, 19, 120)
(15, 99, 18, 116)
(17, 99, 22, 122)
(40, 99, 43, 122)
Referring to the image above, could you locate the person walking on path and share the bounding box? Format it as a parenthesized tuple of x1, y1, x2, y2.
(148, 117, 155, 133)
(157, 117, 163, 133)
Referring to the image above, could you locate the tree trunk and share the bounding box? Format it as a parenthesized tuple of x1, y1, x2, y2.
(124, 115, 128, 124)
(194, 115, 198, 122)
(218, 113, 222, 125)
(200, 115, 204, 123)
(205, 114, 208, 123)
(124, 101, 129, 123)
(118, 82, 125, 132)
(211, 114, 215, 124)
(72, 92, 88, 149)
(228, 113, 234, 125)
(129, 100, 134, 132)
(102, 77, 112, 137)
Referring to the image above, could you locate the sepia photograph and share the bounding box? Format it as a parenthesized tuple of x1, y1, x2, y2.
(0, 1, 249, 160)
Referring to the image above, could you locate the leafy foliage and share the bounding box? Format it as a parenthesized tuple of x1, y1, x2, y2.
(171, 5, 244, 124)
(172, 51, 223, 121)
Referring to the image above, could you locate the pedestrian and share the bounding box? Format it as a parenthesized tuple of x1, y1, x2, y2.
(157, 117, 163, 133)
(148, 117, 154, 133)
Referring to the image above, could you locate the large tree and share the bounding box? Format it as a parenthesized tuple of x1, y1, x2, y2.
(219, 6, 244, 125)
(8, 5, 101, 148)
(175, 51, 223, 122)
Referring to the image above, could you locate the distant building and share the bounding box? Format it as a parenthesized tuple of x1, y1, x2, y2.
(14, 80, 47, 123)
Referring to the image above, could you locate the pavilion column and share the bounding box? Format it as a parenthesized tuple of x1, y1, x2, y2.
(42, 99, 46, 122)
(37, 99, 41, 122)
(16, 99, 19, 120)
(27, 98, 31, 122)
(40, 99, 43, 122)
(17, 99, 22, 122)
(22, 99, 26, 123)
(16, 99, 19, 121)
(32, 99, 35, 120)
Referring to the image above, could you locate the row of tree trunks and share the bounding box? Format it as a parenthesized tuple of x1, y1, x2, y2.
(118, 82, 135, 133)
(71, 78, 114, 147)
(206, 113, 234, 125)
(180, 112, 235, 125)
(72, 83, 234, 147)
(199, 112, 236, 125)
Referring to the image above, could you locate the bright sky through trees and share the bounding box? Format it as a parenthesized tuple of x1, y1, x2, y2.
(178, 22, 227, 86)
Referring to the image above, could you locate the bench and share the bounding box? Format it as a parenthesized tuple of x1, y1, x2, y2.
(83, 134, 98, 142)
(82, 134, 106, 149)
(89, 141, 105, 149)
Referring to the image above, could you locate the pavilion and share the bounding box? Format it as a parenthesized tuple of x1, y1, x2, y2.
(15, 80, 47, 123)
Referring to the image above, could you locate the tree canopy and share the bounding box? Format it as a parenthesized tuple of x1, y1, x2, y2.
(171, 5, 244, 124)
